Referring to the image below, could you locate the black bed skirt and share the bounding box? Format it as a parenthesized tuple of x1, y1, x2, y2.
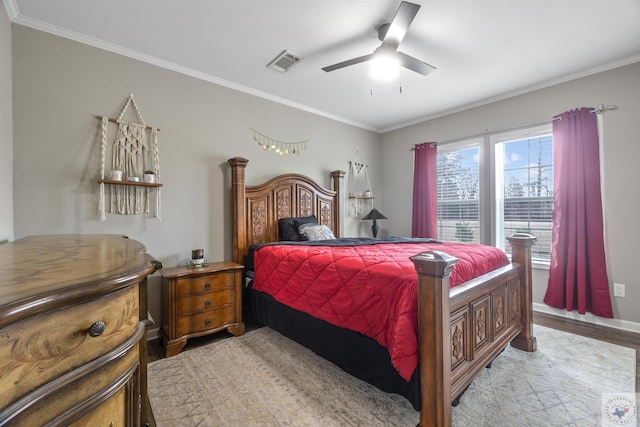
(246, 287, 421, 410)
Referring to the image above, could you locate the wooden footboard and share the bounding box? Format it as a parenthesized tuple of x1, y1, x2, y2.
(228, 157, 536, 427)
(411, 234, 536, 427)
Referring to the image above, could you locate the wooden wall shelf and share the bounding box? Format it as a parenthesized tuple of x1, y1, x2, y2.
(348, 195, 374, 217)
(98, 179, 163, 188)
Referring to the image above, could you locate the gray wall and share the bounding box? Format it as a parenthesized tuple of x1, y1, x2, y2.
(8, 20, 640, 331)
(11, 25, 381, 330)
(381, 62, 640, 327)
(0, 5, 12, 243)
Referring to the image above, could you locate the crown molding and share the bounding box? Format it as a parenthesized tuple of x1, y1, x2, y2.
(382, 54, 640, 133)
(8, 9, 379, 133)
(2, 0, 19, 20)
(8, 1, 637, 136)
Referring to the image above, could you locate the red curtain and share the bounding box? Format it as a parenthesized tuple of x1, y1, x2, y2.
(412, 142, 437, 238)
(543, 108, 613, 318)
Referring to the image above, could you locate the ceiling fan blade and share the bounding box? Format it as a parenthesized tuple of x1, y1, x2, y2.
(397, 51, 437, 76)
(322, 53, 375, 72)
(382, 1, 420, 47)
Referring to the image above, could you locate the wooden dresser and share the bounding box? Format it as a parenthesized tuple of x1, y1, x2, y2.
(0, 234, 159, 426)
(160, 262, 244, 357)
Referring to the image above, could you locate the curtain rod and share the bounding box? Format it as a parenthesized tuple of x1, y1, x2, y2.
(409, 118, 553, 150)
(410, 103, 617, 151)
(591, 104, 617, 115)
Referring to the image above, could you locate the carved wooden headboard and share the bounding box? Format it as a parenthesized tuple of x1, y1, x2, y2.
(228, 157, 345, 265)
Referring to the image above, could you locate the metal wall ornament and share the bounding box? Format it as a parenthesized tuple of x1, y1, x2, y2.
(250, 128, 308, 155)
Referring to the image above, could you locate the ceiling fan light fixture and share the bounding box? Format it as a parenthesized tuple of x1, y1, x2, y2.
(321, 2, 435, 77)
(370, 46, 399, 80)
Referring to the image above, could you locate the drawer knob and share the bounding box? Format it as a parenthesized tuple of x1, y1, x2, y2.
(204, 282, 211, 289)
(88, 321, 106, 337)
(204, 319, 212, 326)
(204, 300, 211, 307)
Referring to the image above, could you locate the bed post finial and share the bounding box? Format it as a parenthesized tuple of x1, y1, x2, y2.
(228, 157, 249, 264)
(507, 233, 537, 352)
(411, 251, 458, 427)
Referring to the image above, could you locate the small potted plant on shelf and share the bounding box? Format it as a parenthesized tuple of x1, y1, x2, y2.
(110, 166, 123, 181)
(143, 170, 156, 183)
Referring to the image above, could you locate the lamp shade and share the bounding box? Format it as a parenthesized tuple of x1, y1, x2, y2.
(362, 208, 388, 221)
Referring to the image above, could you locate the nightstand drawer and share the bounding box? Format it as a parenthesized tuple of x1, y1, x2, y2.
(177, 290, 235, 315)
(176, 305, 235, 336)
(176, 271, 235, 296)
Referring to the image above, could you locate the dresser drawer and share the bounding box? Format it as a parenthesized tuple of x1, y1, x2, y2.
(6, 325, 142, 426)
(176, 271, 236, 296)
(177, 289, 235, 316)
(0, 285, 139, 409)
(176, 305, 236, 336)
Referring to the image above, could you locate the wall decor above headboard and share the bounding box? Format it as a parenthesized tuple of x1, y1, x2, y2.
(250, 127, 309, 156)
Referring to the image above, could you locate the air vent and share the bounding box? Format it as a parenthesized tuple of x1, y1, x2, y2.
(267, 50, 302, 72)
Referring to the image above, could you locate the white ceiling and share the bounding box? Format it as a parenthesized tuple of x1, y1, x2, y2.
(6, 0, 640, 132)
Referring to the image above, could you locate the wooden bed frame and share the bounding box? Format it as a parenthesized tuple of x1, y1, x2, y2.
(228, 157, 536, 427)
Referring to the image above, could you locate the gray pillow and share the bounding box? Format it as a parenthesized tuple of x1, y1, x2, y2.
(298, 224, 336, 241)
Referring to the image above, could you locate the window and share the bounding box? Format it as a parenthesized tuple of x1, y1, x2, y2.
(436, 141, 481, 244)
(435, 125, 553, 264)
(494, 127, 553, 262)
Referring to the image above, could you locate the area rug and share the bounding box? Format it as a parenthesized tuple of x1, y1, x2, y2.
(148, 325, 635, 426)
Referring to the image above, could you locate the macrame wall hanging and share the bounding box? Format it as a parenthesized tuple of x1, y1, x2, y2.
(97, 94, 161, 221)
(348, 148, 374, 216)
(348, 148, 372, 197)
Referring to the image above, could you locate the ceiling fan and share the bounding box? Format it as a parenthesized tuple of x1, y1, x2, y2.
(322, 1, 436, 78)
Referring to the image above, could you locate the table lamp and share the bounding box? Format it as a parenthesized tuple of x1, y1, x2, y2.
(362, 208, 388, 238)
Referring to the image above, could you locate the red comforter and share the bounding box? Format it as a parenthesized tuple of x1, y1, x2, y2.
(252, 240, 508, 381)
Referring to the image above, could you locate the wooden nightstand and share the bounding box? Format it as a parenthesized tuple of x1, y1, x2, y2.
(160, 261, 245, 357)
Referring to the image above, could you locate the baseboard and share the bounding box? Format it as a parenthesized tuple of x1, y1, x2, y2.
(147, 326, 161, 341)
(534, 303, 640, 334)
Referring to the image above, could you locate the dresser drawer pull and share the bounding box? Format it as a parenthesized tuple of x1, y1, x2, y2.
(204, 300, 211, 308)
(88, 321, 106, 337)
(204, 282, 211, 289)
(204, 319, 212, 326)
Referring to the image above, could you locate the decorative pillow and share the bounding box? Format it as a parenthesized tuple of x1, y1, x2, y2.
(298, 223, 336, 241)
(278, 216, 318, 241)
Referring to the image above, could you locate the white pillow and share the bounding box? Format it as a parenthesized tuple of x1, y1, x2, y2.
(298, 224, 336, 241)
